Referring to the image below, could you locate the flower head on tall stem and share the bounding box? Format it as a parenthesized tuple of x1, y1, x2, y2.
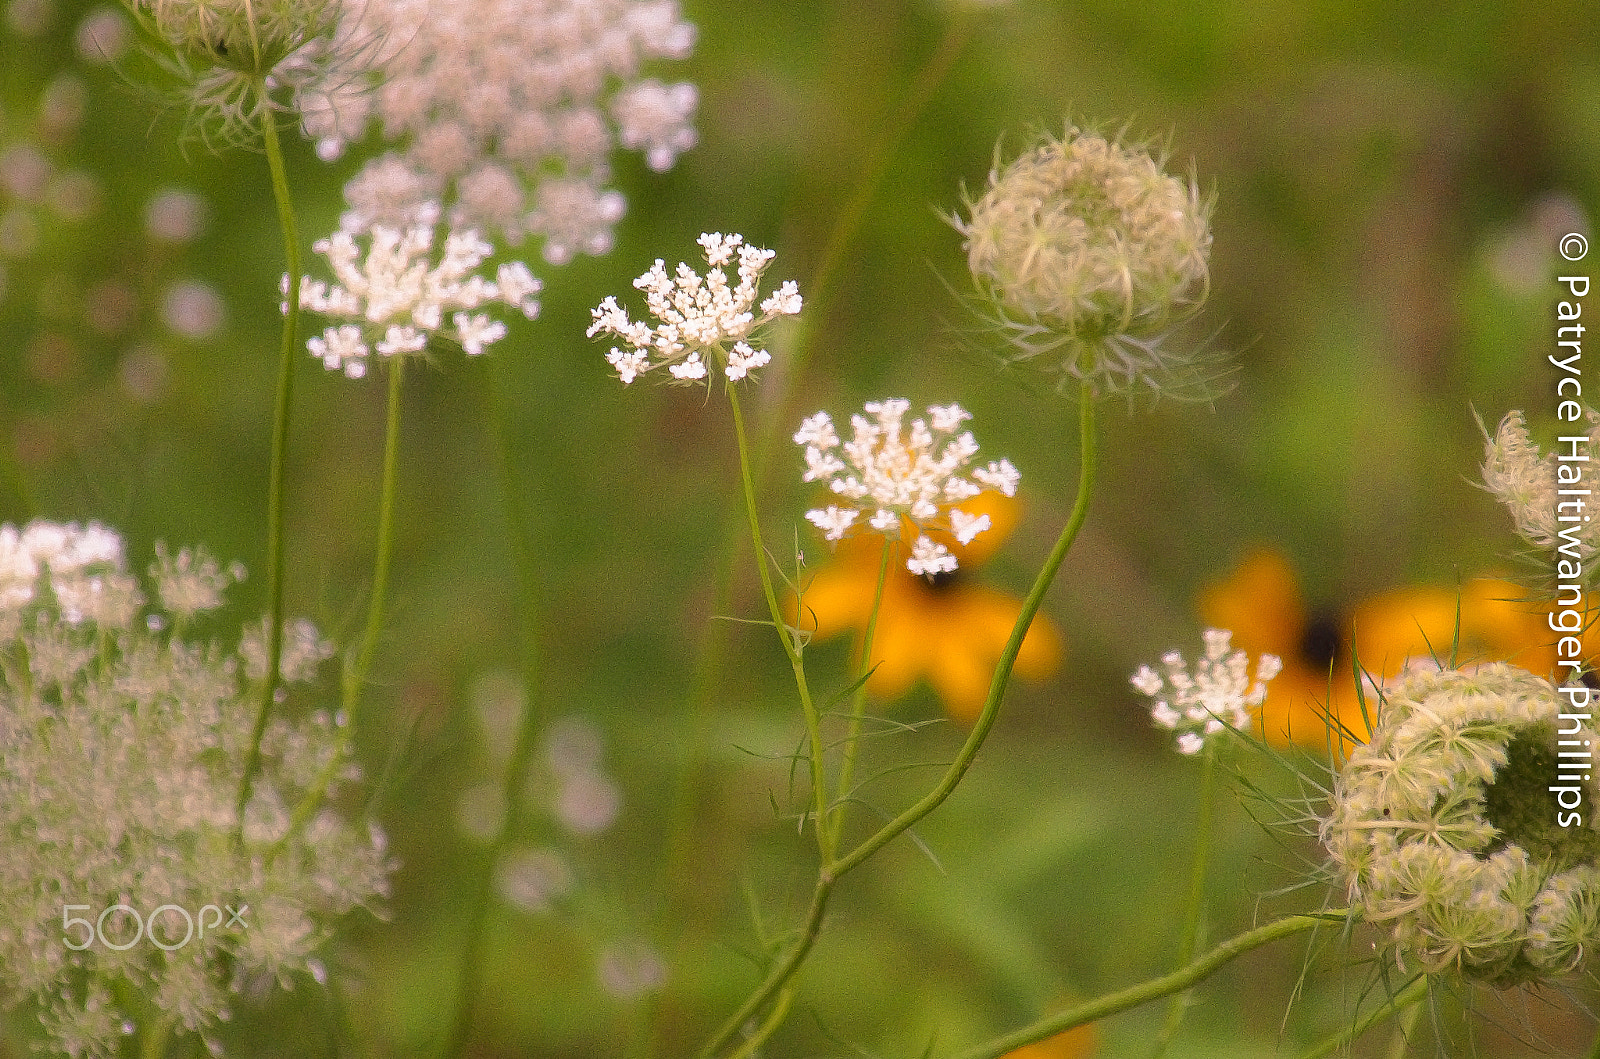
(953, 125, 1220, 400)
(1130, 629, 1281, 755)
(588, 232, 801, 386)
(293, 204, 541, 378)
(796, 399, 1018, 576)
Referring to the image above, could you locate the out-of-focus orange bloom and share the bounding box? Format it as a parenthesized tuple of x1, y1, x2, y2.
(1201, 549, 1583, 752)
(791, 492, 1061, 722)
(1001, 1021, 1095, 1059)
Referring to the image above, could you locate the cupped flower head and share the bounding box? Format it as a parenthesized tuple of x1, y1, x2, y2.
(293, 206, 541, 378)
(1130, 629, 1281, 755)
(588, 232, 800, 386)
(121, 0, 346, 143)
(0, 520, 388, 1057)
(796, 399, 1019, 576)
(1322, 664, 1600, 985)
(954, 125, 1218, 400)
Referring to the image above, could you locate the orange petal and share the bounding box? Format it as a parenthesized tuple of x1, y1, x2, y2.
(1199, 548, 1307, 660)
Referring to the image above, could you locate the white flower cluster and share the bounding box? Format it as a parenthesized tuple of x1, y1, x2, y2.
(1482, 408, 1600, 561)
(0, 521, 388, 1057)
(294, 210, 542, 378)
(588, 232, 801, 385)
(296, 0, 697, 264)
(1130, 629, 1282, 755)
(795, 400, 1020, 576)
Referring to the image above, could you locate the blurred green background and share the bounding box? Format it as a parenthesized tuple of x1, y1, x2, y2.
(2, 0, 1599, 1055)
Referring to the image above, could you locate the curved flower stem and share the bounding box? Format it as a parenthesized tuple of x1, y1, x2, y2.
(700, 384, 1098, 1059)
(951, 912, 1347, 1059)
(1298, 974, 1427, 1059)
(441, 352, 548, 1059)
(236, 97, 300, 835)
(829, 536, 893, 846)
(1385, 985, 1424, 1059)
(727, 385, 830, 861)
(1150, 743, 1217, 1058)
(832, 381, 1096, 880)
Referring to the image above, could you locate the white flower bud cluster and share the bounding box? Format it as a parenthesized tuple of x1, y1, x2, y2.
(1322, 664, 1600, 986)
(0, 520, 389, 1057)
(795, 400, 1019, 576)
(588, 232, 800, 386)
(294, 209, 542, 378)
(1130, 629, 1281, 755)
(1481, 408, 1600, 561)
(296, 0, 698, 264)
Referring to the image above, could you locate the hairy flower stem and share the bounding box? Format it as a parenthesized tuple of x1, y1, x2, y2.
(728, 386, 830, 861)
(236, 99, 300, 836)
(1150, 744, 1217, 1058)
(830, 537, 893, 848)
(700, 384, 1099, 1059)
(952, 912, 1346, 1059)
(1298, 975, 1427, 1059)
(441, 353, 549, 1059)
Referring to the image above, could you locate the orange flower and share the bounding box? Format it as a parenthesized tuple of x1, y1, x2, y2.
(1001, 1022, 1095, 1059)
(792, 492, 1061, 722)
(1200, 549, 1575, 752)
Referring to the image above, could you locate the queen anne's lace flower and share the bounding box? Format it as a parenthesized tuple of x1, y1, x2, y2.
(295, 0, 697, 262)
(294, 208, 541, 377)
(1130, 629, 1281, 755)
(955, 126, 1218, 399)
(0, 521, 388, 1057)
(1322, 664, 1600, 985)
(588, 232, 800, 385)
(795, 400, 1019, 576)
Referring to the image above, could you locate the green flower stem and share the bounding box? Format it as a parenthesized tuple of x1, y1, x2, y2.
(829, 536, 893, 847)
(441, 352, 549, 1059)
(236, 98, 300, 835)
(1298, 975, 1427, 1059)
(951, 912, 1347, 1059)
(832, 381, 1096, 881)
(1150, 742, 1217, 1058)
(700, 384, 1099, 1059)
(727, 385, 830, 861)
(725, 986, 795, 1059)
(343, 356, 404, 713)
(277, 356, 404, 848)
(1386, 986, 1424, 1059)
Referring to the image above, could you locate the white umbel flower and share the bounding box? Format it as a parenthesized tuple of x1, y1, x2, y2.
(588, 232, 800, 386)
(294, 208, 541, 377)
(795, 400, 1019, 575)
(0, 521, 389, 1058)
(1130, 629, 1281, 754)
(297, 0, 697, 261)
(1481, 408, 1600, 559)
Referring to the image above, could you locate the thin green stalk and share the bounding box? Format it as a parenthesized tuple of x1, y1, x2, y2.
(950, 912, 1347, 1059)
(276, 356, 405, 847)
(441, 352, 547, 1059)
(1386, 985, 1424, 1059)
(236, 97, 300, 835)
(1298, 975, 1427, 1059)
(727, 385, 830, 860)
(833, 382, 1096, 880)
(697, 878, 834, 1059)
(1150, 743, 1217, 1058)
(725, 987, 794, 1059)
(700, 384, 1099, 1059)
(829, 536, 893, 847)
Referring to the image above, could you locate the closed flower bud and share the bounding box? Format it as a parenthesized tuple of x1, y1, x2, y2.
(955, 126, 1218, 400)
